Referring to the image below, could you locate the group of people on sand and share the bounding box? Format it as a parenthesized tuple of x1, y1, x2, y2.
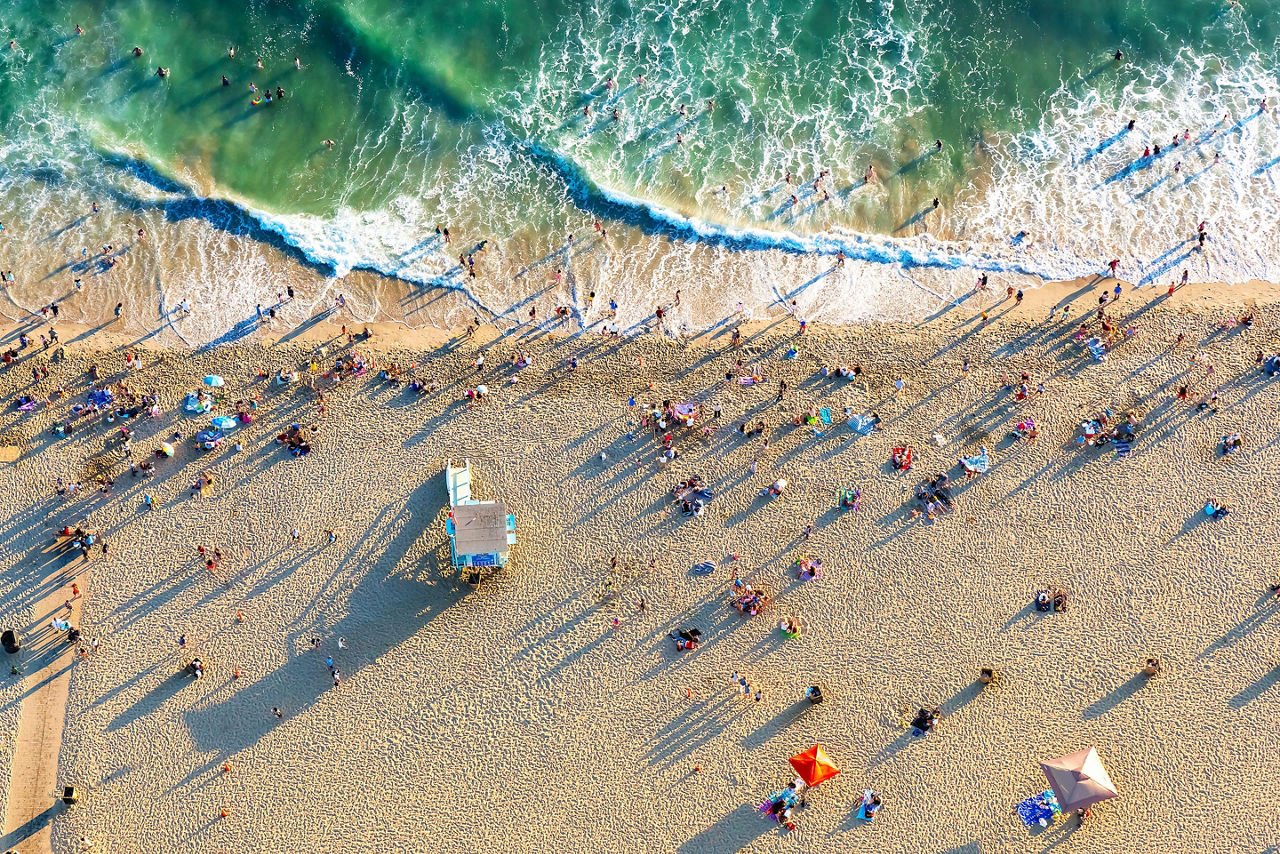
(730, 578, 769, 616)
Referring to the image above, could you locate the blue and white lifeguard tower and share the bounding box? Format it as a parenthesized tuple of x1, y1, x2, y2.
(444, 459, 516, 572)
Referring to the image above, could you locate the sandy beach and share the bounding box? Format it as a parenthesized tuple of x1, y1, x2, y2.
(0, 277, 1276, 853)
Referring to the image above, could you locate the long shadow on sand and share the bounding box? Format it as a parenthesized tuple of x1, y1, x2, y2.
(677, 803, 771, 853)
(177, 479, 462, 772)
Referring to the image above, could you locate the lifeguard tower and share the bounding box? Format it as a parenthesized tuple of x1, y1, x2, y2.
(444, 459, 516, 579)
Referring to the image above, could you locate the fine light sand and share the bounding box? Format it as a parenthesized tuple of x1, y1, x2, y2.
(0, 278, 1276, 853)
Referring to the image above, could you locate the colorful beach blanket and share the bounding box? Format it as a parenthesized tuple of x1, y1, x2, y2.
(1016, 791, 1061, 827)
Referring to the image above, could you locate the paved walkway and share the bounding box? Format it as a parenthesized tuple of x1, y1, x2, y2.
(1, 547, 86, 854)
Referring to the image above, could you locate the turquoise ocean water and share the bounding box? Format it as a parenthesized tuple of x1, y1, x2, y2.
(0, 0, 1277, 341)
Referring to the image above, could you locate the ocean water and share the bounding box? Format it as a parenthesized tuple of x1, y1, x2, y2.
(0, 0, 1277, 343)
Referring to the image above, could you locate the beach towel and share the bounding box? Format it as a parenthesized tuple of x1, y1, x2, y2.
(1087, 337, 1107, 361)
(1016, 791, 1061, 827)
(691, 561, 715, 576)
(1114, 439, 1132, 458)
(848, 414, 876, 435)
(819, 408, 832, 425)
(960, 450, 990, 473)
(739, 376, 762, 386)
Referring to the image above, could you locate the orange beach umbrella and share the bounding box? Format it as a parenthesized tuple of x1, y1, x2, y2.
(789, 744, 841, 788)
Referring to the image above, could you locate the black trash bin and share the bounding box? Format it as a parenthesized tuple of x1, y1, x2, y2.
(1, 629, 19, 654)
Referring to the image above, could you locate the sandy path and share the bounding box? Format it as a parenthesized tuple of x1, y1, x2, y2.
(1, 548, 85, 854)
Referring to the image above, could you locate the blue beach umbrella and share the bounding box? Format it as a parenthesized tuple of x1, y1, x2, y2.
(203, 375, 225, 387)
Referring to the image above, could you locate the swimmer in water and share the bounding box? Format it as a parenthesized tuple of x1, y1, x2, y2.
(256, 58, 264, 69)
(75, 25, 84, 35)
(1127, 119, 1135, 130)
(221, 75, 229, 86)
(864, 164, 875, 183)
(133, 46, 144, 57)
(935, 139, 943, 150)
(294, 57, 301, 69)
(583, 105, 591, 118)
(611, 108, 620, 121)
(323, 138, 335, 149)
(677, 103, 687, 117)
(228, 46, 235, 59)
(932, 197, 940, 209)
(676, 132, 683, 144)
(636, 73, 646, 86)
(604, 76, 614, 91)
(249, 82, 257, 93)
(155, 67, 168, 78)
(705, 99, 714, 112)
(1114, 50, 1123, 61)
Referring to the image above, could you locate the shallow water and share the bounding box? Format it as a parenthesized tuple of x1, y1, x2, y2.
(0, 0, 1277, 342)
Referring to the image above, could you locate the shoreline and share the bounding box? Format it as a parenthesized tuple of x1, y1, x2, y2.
(4, 271, 1274, 361)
